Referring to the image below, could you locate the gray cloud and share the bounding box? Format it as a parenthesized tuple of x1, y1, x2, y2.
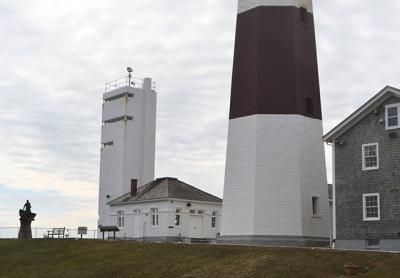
(1, 0, 399, 227)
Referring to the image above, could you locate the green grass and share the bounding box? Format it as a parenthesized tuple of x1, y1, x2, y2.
(0, 240, 399, 278)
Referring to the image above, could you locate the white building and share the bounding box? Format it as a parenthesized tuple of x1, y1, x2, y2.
(98, 72, 222, 242)
(108, 177, 222, 242)
(98, 75, 157, 229)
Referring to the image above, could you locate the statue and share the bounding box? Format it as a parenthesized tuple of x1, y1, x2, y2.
(18, 200, 36, 239)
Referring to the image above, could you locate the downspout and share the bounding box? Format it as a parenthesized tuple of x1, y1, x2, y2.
(327, 140, 336, 249)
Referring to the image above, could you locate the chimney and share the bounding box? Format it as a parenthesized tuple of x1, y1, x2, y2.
(131, 179, 138, 196)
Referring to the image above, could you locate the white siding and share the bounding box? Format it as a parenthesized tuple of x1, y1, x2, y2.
(221, 114, 330, 238)
(108, 200, 222, 240)
(221, 118, 257, 235)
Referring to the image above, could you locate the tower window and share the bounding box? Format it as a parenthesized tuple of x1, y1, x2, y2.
(300, 7, 308, 24)
(305, 97, 314, 115)
(312, 197, 319, 216)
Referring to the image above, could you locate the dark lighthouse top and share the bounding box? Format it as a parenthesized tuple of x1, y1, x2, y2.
(230, 1, 322, 120)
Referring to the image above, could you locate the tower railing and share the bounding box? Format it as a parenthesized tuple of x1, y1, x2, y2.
(105, 75, 156, 93)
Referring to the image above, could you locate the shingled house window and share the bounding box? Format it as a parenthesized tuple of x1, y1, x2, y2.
(362, 143, 379, 170)
(363, 193, 380, 221)
(385, 103, 400, 130)
(306, 97, 314, 116)
(300, 7, 308, 24)
(366, 239, 381, 249)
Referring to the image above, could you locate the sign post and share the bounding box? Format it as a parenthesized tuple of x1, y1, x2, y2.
(77, 227, 88, 239)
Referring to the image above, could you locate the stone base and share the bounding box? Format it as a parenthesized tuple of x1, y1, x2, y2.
(217, 235, 330, 247)
(336, 239, 400, 251)
(18, 217, 35, 239)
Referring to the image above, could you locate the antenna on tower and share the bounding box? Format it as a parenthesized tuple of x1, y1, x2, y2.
(127, 67, 133, 87)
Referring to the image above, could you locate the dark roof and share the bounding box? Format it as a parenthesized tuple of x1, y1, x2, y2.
(323, 86, 400, 143)
(109, 178, 222, 205)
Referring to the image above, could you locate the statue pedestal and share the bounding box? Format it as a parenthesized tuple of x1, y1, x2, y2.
(18, 217, 35, 239)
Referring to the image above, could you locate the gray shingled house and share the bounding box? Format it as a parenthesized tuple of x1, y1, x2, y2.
(324, 86, 400, 251)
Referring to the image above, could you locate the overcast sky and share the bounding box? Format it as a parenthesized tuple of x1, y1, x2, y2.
(1, 0, 400, 231)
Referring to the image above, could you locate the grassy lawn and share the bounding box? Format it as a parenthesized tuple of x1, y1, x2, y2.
(0, 240, 399, 278)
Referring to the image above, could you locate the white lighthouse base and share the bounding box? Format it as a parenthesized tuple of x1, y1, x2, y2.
(218, 114, 330, 246)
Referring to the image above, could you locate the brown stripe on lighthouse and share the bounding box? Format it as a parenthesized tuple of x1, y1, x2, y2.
(229, 5, 322, 120)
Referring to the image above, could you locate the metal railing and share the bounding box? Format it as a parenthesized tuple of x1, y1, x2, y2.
(104, 75, 156, 93)
(0, 227, 98, 239)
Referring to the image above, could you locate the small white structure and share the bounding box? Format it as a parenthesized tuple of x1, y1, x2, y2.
(107, 177, 222, 242)
(98, 73, 157, 229)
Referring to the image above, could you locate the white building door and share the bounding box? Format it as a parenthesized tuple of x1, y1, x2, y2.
(132, 213, 142, 238)
(189, 215, 203, 238)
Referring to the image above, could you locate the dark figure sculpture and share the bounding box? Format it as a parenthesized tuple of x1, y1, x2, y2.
(18, 200, 36, 239)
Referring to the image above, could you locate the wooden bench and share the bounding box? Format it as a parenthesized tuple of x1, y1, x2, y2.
(47, 228, 65, 239)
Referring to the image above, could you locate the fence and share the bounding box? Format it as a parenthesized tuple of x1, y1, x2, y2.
(0, 227, 98, 239)
(104, 75, 156, 93)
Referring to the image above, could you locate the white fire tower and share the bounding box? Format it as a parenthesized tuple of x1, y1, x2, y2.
(98, 69, 157, 228)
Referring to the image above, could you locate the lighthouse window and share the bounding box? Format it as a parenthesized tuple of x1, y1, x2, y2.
(312, 197, 319, 216)
(306, 97, 314, 115)
(300, 7, 308, 24)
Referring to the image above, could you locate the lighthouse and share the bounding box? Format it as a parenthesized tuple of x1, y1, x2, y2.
(219, 0, 330, 246)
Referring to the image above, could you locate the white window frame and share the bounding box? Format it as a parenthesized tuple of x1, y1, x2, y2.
(175, 208, 181, 226)
(385, 103, 400, 130)
(362, 143, 379, 171)
(363, 193, 380, 221)
(117, 210, 125, 228)
(151, 208, 159, 227)
(211, 211, 217, 229)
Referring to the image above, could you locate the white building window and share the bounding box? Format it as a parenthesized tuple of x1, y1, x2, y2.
(363, 193, 380, 221)
(197, 210, 204, 215)
(312, 197, 319, 216)
(175, 208, 181, 226)
(385, 103, 400, 130)
(151, 208, 159, 227)
(117, 211, 124, 228)
(362, 143, 379, 170)
(211, 211, 217, 229)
